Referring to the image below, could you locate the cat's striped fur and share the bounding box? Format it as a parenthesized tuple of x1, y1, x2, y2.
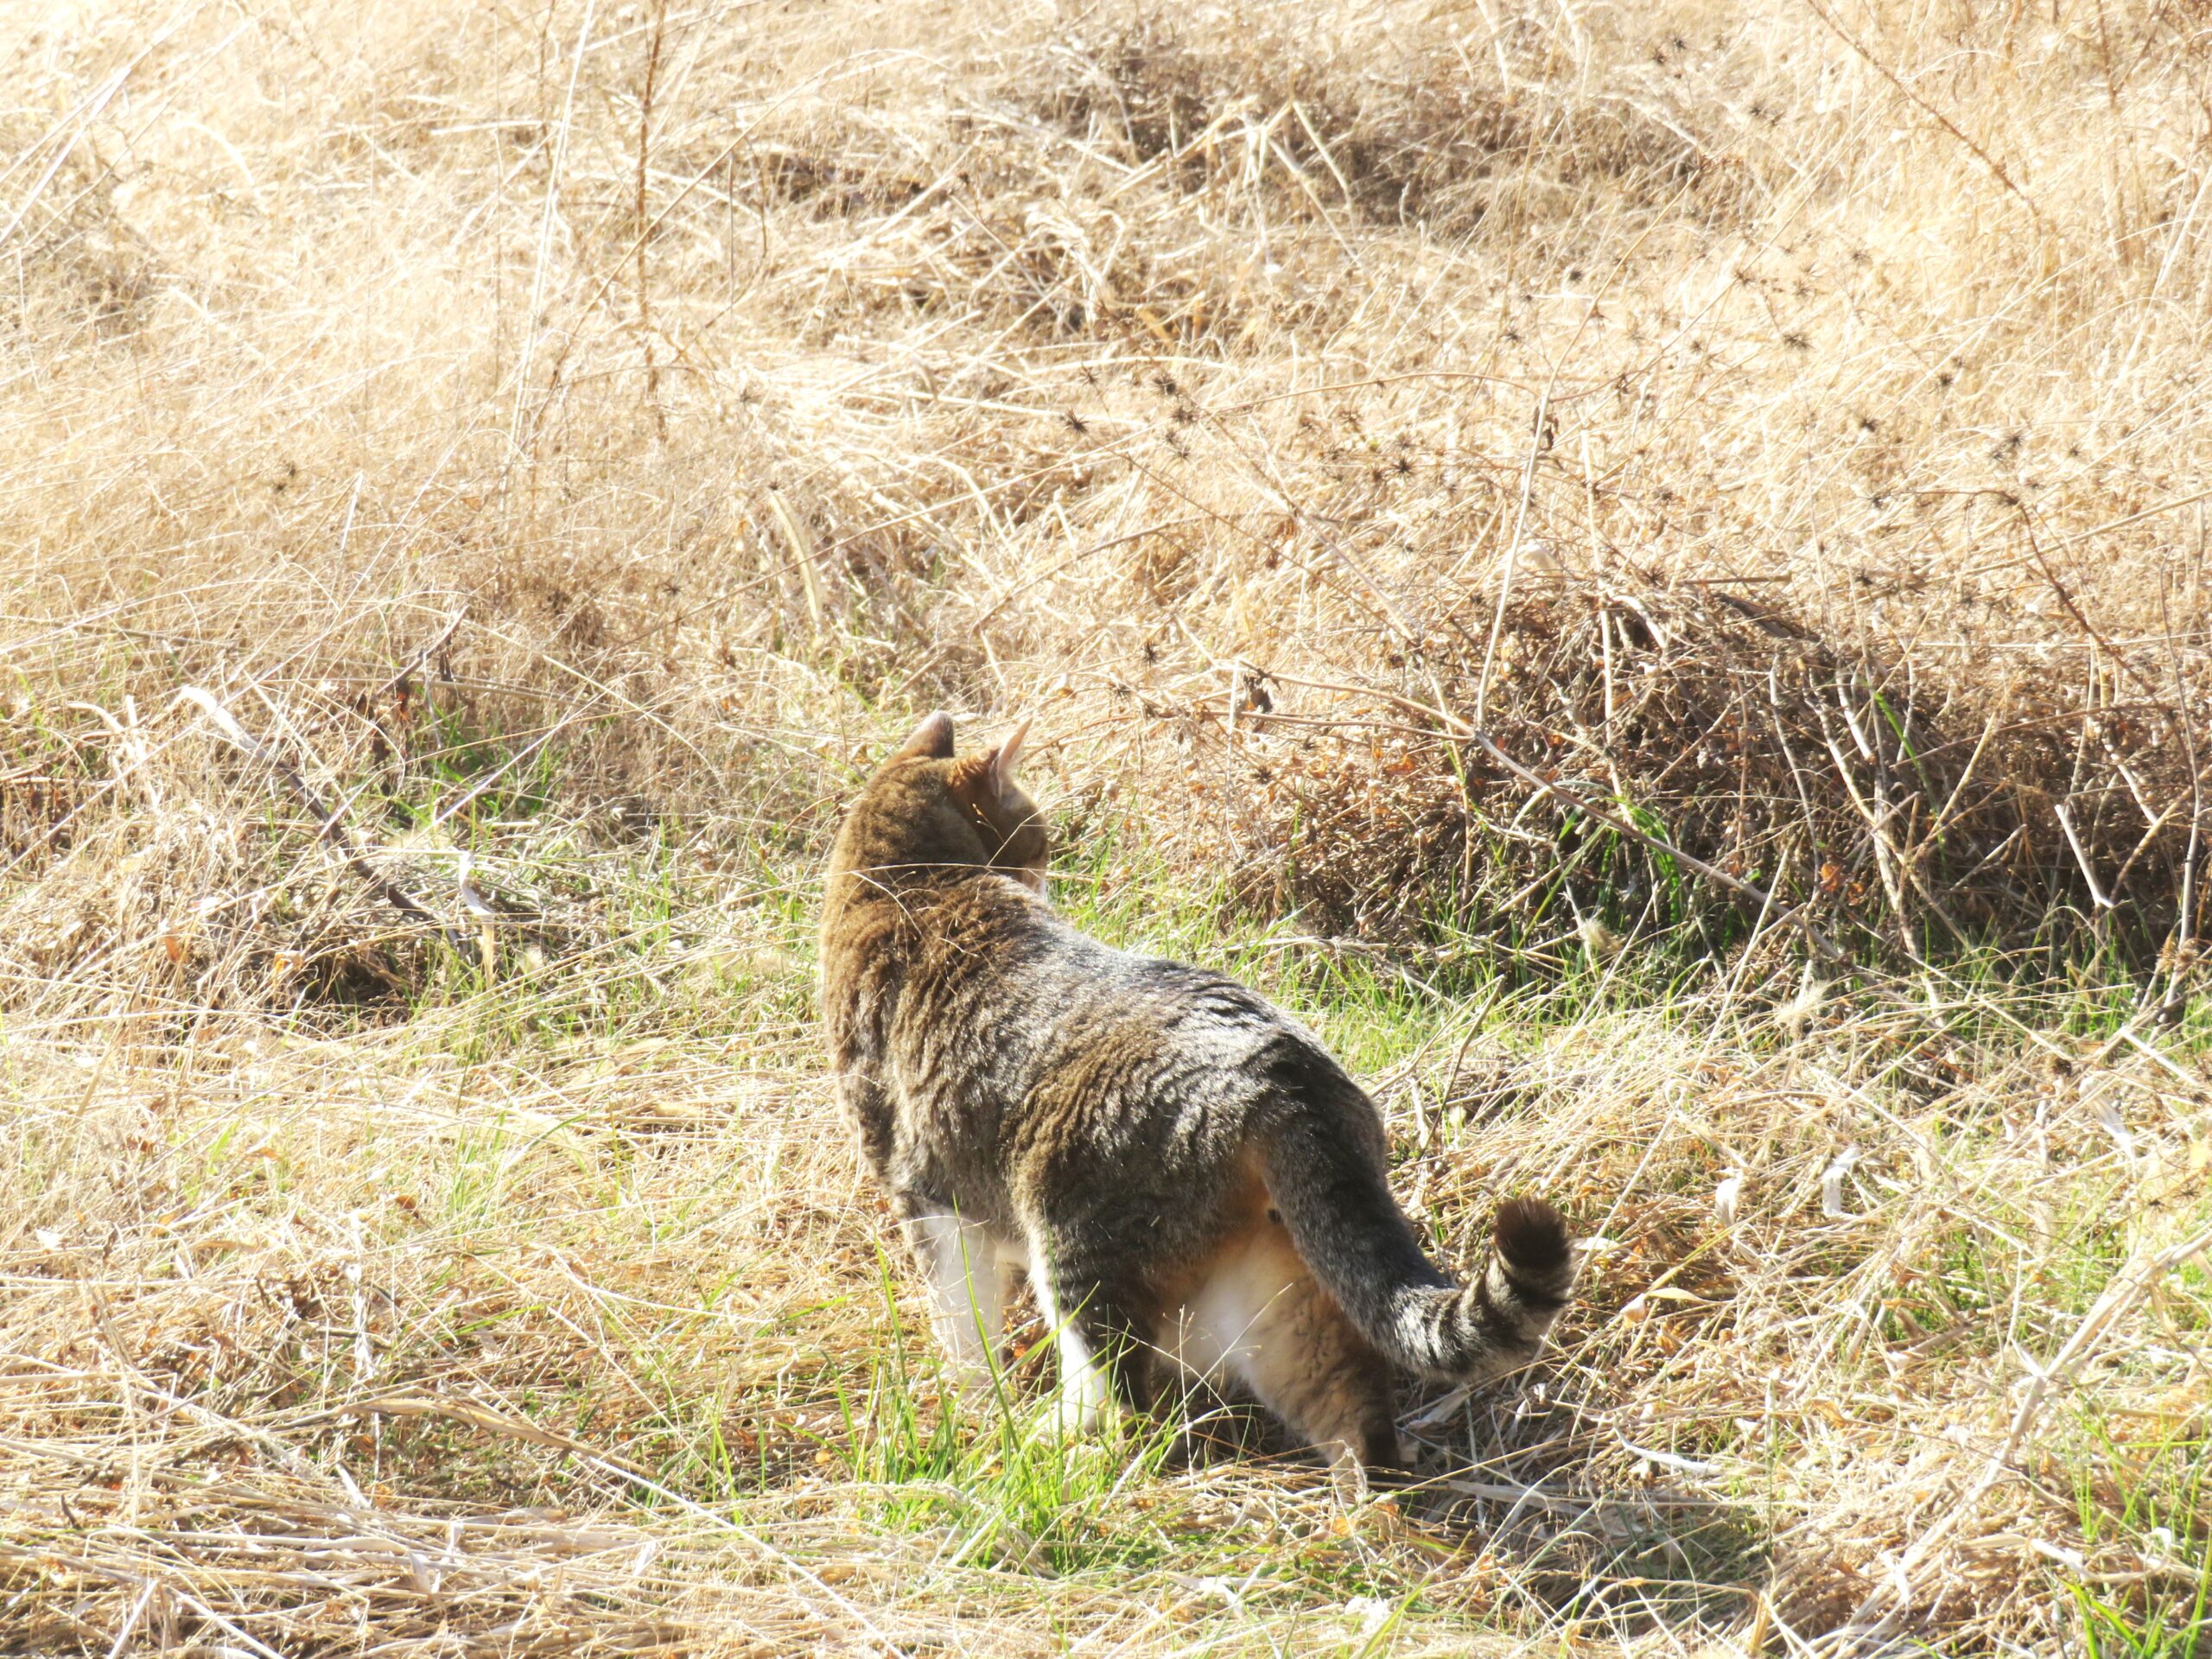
(818, 712, 1577, 1470)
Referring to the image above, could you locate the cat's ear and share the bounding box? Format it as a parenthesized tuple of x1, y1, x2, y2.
(985, 719, 1030, 798)
(893, 711, 956, 763)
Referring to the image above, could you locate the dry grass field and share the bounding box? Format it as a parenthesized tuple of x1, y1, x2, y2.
(5, 0, 2212, 1651)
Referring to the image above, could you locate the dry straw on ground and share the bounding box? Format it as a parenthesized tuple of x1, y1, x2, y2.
(3, 0, 2210, 1653)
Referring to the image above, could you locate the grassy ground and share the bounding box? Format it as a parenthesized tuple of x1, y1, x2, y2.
(6, 0, 2212, 1652)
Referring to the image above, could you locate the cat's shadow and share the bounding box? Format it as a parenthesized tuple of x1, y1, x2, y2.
(1388, 1386, 1770, 1637)
(1173, 1382, 1768, 1639)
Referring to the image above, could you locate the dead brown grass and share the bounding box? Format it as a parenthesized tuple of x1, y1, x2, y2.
(4, 0, 2212, 1652)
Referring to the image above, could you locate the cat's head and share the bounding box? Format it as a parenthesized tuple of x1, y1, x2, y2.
(855, 711, 1049, 891)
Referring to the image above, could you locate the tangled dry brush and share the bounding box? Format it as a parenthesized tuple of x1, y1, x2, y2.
(3, 0, 2211, 1653)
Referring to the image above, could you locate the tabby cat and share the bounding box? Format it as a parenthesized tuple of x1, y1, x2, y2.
(818, 712, 1577, 1471)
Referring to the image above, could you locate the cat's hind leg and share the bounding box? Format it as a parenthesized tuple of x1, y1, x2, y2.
(1181, 1223, 1403, 1471)
(1028, 1244, 1157, 1433)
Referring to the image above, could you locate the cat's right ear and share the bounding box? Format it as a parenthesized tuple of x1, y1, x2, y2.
(892, 711, 956, 763)
(986, 718, 1030, 798)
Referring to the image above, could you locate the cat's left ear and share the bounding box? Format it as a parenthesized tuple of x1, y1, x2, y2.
(893, 710, 956, 763)
(986, 719, 1030, 799)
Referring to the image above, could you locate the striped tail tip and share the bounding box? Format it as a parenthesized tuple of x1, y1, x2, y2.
(1491, 1197, 1576, 1306)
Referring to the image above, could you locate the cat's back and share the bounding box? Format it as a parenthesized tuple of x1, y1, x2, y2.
(914, 887, 1319, 1100)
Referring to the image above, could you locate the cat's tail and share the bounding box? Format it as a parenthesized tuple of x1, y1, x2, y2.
(1258, 1097, 1576, 1384)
